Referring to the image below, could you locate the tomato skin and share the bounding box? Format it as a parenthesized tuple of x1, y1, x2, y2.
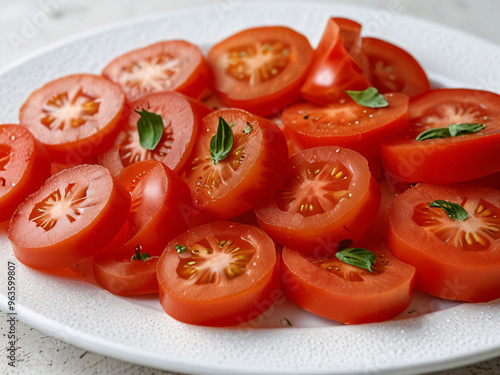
(8, 165, 131, 270)
(207, 26, 314, 116)
(388, 183, 500, 302)
(255, 146, 381, 254)
(380, 89, 500, 184)
(93, 248, 159, 296)
(19, 74, 126, 164)
(0, 125, 51, 222)
(281, 237, 415, 324)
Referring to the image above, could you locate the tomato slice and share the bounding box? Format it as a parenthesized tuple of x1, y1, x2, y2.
(380, 89, 500, 183)
(255, 146, 381, 254)
(206, 26, 314, 116)
(282, 92, 409, 178)
(8, 165, 130, 270)
(99, 92, 210, 175)
(0, 125, 51, 222)
(281, 237, 415, 324)
(102, 40, 211, 102)
(101, 160, 192, 256)
(93, 246, 159, 296)
(157, 221, 280, 326)
(300, 18, 370, 106)
(181, 108, 288, 220)
(361, 37, 431, 98)
(19, 74, 126, 164)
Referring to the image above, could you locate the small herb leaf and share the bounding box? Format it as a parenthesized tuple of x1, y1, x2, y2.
(415, 127, 451, 141)
(335, 247, 377, 272)
(429, 200, 469, 221)
(175, 244, 187, 254)
(347, 87, 389, 108)
(210, 117, 234, 164)
(243, 123, 253, 134)
(280, 317, 293, 327)
(449, 123, 486, 137)
(135, 109, 164, 150)
(131, 245, 152, 261)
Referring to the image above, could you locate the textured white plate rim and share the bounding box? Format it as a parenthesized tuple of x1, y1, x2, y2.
(0, 1, 500, 374)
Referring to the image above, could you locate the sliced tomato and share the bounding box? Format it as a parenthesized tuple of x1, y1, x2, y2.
(101, 160, 192, 256)
(102, 40, 211, 102)
(281, 237, 415, 324)
(157, 221, 280, 326)
(19, 74, 126, 164)
(181, 108, 288, 220)
(388, 183, 500, 302)
(93, 245, 159, 296)
(8, 165, 130, 270)
(0, 125, 51, 222)
(380, 89, 500, 183)
(300, 18, 369, 106)
(332, 17, 362, 53)
(282, 92, 409, 178)
(206, 26, 314, 116)
(361, 37, 430, 98)
(99, 91, 210, 175)
(255, 146, 381, 254)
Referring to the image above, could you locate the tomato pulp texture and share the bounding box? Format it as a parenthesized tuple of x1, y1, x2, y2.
(381, 89, 500, 184)
(255, 146, 381, 254)
(388, 183, 500, 302)
(207, 26, 314, 116)
(9, 165, 131, 270)
(157, 221, 280, 326)
(19, 74, 126, 165)
(0, 125, 51, 222)
(181, 108, 288, 220)
(102, 40, 211, 102)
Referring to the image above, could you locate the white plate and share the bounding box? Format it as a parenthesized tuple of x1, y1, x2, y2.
(1, 1, 500, 374)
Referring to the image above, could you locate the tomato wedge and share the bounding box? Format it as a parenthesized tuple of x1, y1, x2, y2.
(207, 26, 314, 116)
(255, 146, 381, 254)
(181, 108, 288, 220)
(380, 89, 500, 183)
(102, 40, 211, 102)
(157, 221, 280, 326)
(19, 74, 126, 164)
(281, 237, 415, 324)
(0, 124, 51, 222)
(388, 183, 500, 302)
(9, 165, 130, 270)
(99, 91, 210, 175)
(361, 37, 430, 98)
(301, 18, 369, 106)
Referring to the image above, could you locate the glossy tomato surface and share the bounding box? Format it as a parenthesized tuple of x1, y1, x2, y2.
(157, 221, 280, 326)
(9, 165, 130, 270)
(388, 183, 500, 302)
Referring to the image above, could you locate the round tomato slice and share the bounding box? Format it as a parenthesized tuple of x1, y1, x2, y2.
(388, 183, 500, 302)
(101, 160, 192, 256)
(102, 40, 211, 102)
(300, 18, 369, 106)
(361, 37, 431, 98)
(19, 74, 126, 164)
(99, 91, 210, 175)
(181, 108, 288, 220)
(380, 89, 500, 183)
(206, 26, 314, 116)
(281, 237, 415, 324)
(0, 125, 51, 222)
(157, 221, 280, 326)
(93, 245, 159, 296)
(8, 164, 131, 270)
(255, 146, 381, 254)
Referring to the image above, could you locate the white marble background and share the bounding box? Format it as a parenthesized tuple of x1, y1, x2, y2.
(1, 0, 500, 374)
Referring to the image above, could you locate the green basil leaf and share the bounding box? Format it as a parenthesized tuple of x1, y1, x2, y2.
(429, 200, 469, 221)
(346, 87, 388, 108)
(135, 109, 164, 150)
(448, 123, 486, 137)
(210, 117, 234, 165)
(335, 247, 377, 272)
(415, 127, 451, 141)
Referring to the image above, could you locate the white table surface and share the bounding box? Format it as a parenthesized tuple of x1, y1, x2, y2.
(1, 0, 500, 374)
